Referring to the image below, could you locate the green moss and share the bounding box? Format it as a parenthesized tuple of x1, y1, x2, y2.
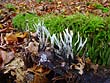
(12, 13, 39, 31)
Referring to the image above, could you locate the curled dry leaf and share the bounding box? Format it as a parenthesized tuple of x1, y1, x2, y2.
(85, 57, 99, 73)
(15, 32, 28, 43)
(5, 33, 18, 44)
(15, 32, 28, 38)
(70, 57, 85, 75)
(25, 39, 39, 55)
(25, 65, 50, 83)
(73, 63, 84, 75)
(0, 48, 15, 69)
(4, 32, 28, 44)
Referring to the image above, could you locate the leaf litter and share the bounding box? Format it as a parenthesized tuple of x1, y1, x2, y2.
(0, 0, 110, 83)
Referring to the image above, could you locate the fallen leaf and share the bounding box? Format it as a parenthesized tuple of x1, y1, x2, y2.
(0, 48, 15, 69)
(15, 32, 28, 38)
(25, 39, 39, 55)
(5, 33, 18, 44)
(0, 24, 3, 28)
(76, 6, 81, 10)
(90, 64, 99, 73)
(70, 57, 85, 75)
(26, 66, 50, 83)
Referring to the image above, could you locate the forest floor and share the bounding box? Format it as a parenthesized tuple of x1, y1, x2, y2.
(0, 0, 110, 83)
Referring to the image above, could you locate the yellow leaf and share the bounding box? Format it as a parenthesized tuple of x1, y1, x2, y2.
(5, 33, 18, 44)
(15, 32, 28, 38)
(0, 24, 3, 29)
(76, 6, 80, 10)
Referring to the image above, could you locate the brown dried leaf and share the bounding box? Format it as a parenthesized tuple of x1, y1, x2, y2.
(90, 64, 99, 73)
(70, 57, 85, 75)
(5, 33, 18, 44)
(15, 32, 28, 38)
(25, 39, 39, 55)
(4, 32, 28, 44)
(26, 66, 50, 83)
(0, 48, 15, 69)
(85, 57, 99, 73)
